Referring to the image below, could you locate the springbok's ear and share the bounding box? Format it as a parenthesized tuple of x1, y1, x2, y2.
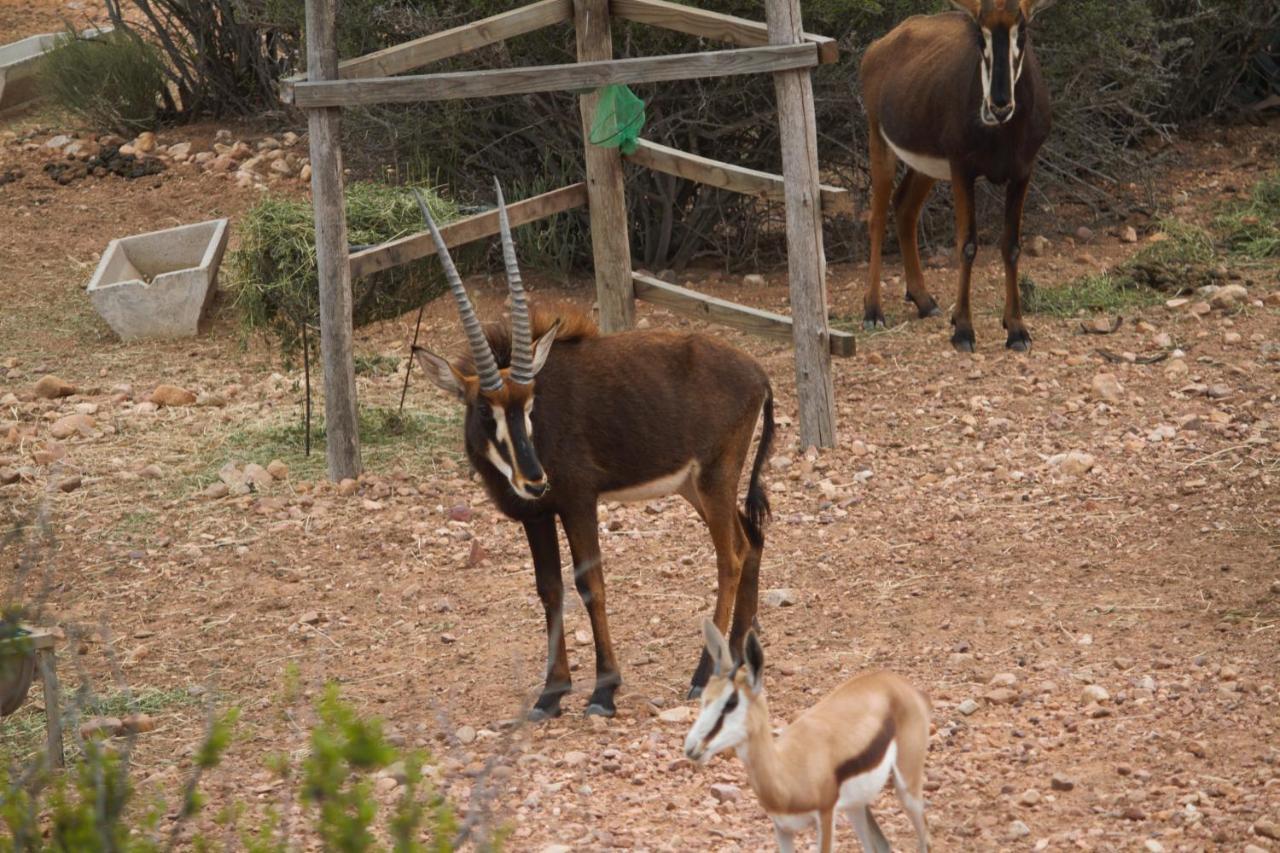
(413, 346, 466, 400)
(947, 0, 980, 18)
(743, 631, 765, 693)
(702, 619, 733, 677)
(530, 319, 562, 377)
(1019, 0, 1059, 20)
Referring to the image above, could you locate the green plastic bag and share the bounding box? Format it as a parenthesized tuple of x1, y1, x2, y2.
(589, 84, 646, 155)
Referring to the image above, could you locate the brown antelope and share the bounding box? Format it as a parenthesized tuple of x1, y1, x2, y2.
(860, 0, 1057, 352)
(412, 182, 776, 719)
(685, 622, 931, 853)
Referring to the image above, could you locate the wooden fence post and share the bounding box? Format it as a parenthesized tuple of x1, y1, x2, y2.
(305, 0, 362, 480)
(574, 0, 635, 333)
(765, 0, 837, 449)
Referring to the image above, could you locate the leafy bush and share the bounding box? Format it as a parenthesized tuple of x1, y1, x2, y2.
(229, 183, 457, 352)
(1215, 171, 1280, 259)
(39, 28, 167, 134)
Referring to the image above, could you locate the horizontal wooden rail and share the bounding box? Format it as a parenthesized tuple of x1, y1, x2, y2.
(612, 0, 839, 65)
(633, 273, 855, 357)
(281, 0, 573, 97)
(626, 138, 854, 215)
(287, 43, 819, 108)
(349, 183, 589, 280)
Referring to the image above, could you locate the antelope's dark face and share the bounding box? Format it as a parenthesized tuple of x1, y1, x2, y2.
(951, 0, 1055, 126)
(414, 333, 559, 502)
(411, 179, 559, 503)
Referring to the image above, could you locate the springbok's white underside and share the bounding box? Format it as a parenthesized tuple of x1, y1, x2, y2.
(767, 739, 898, 834)
(881, 129, 951, 181)
(601, 461, 697, 503)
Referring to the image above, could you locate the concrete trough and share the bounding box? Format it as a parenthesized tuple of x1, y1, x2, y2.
(0, 29, 108, 114)
(87, 219, 230, 341)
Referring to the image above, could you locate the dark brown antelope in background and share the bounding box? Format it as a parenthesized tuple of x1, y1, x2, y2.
(861, 0, 1057, 351)
(413, 182, 776, 719)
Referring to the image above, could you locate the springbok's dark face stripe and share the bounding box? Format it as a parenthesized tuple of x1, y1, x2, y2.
(834, 715, 897, 784)
(704, 687, 739, 744)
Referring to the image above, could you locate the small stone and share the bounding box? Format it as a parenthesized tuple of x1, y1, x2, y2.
(710, 783, 742, 803)
(657, 706, 691, 723)
(49, 413, 95, 439)
(57, 475, 82, 493)
(1081, 684, 1110, 704)
(1091, 372, 1124, 403)
(167, 141, 192, 160)
(1143, 841, 1165, 853)
(539, 846, 572, 853)
(440, 633, 457, 644)
(1027, 235, 1050, 257)
(132, 132, 156, 153)
(337, 478, 359, 496)
(80, 716, 124, 739)
(1254, 819, 1280, 840)
(1075, 226, 1094, 243)
(1050, 773, 1075, 791)
(1210, 283, 1248, 310)
(989, 672, 1018, 687)
(448, 504, 472, 522)
(298, 611, 321, 625)
(984, 687, 1018, 705)
(151, 384, 197, 407)
(0, 468, 19, 486)
(299, 163, 312, 182)
(764, 588, 798, 608)
(1049, 451, 1095, 476)
(1008, 819, 1031, 838)
(1120, 226, 1138, 243)
(203, 482, 229, 499)
(563, 750, 588, 768)
(743, 274, 766, 287)
(956, 698, 979, 716)
(1018, 788, 1041, 806)
(1206, 383, 1231, 399)
(33, 375, 75, 399)
(266, 459, 289, 480)
(770, 455, 793, 471)
(242, 463, 273, 489)
(1190, 301, 1212, 316)
(121, 713, 157, 733)
(455, 725, 477, 745)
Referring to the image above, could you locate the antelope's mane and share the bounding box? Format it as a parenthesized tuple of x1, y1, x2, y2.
(451, 302, 597, 378)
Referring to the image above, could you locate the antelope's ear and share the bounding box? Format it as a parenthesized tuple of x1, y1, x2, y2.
(702, 619, 732, 677)
(947, 0, 981, 18)
(743, 631, 765, 693)
(413, 346, 466, 400)
(530, 319, 562, 377)
(1019, 0, 1059, 20)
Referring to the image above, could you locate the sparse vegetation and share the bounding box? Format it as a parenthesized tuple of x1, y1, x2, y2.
(1215, 171, 1280, 260)
(1022, 272, 1164, 317)
(39, 28, 166, 134)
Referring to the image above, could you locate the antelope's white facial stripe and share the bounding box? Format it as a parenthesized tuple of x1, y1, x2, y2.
(684, 685, 747, 763)
(486, 400, 544, 499)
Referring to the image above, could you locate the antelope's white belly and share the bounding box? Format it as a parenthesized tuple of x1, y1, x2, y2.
(600, 461, 697, 504)
(837, 740, 897, 810)
(769, 811, 817, 834)
(881, 129, 951, 181)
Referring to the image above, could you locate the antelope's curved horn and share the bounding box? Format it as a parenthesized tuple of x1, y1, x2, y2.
(412, 188, 503, 392)
(494, 179, 534, 385)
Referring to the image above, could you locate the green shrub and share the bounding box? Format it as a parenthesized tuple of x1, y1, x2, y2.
(1215, 171, 1280, 260)
(39, 28, 167, 134)
(228, 183, 458, 353)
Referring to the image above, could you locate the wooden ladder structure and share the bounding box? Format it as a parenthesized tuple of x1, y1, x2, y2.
(284, 0, 855, 479)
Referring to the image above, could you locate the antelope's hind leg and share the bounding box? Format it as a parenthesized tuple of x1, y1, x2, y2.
(525, 517, 571, 721)
(561, 503, 621, 717)
(894, 168, 941, 319)
(948, 165, 979, 353)
(848, 805, 892, 853)
(863, 128, 898, 330)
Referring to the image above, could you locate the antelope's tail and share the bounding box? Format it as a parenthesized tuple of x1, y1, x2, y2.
(741, 387, 775, 548)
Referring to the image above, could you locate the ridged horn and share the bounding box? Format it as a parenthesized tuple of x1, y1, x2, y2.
(494, 179, 535, 385)
(412, 188, 503, 392)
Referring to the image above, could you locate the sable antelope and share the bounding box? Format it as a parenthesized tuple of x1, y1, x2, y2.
(860, 0, 1057, 352)
(412, 182, 776, 719)
(684, 622, 931, 853)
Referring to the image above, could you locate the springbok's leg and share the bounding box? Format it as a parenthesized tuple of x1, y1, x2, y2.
(849, 805, 892, 853)
(687, 480, 747, 697)
(525, 517, 570, 721)
(771, 820, 797, 853)
(893, 748, 931, 851)
(949, 166, 979, 352)
(1001, 173, 1033, 351)
(817, 808, 837, 853)
(561, 503, 620, 716)
(893, 168, 941, 318)
(863, 127, 898, 330)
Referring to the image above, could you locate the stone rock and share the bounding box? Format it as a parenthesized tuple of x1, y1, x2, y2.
(1018, 788, 1041, 806)
(1120, 226, 1138, 243)
(203, 482, 229, 499)
(337, 478, 359, 496)
(49, 413, 95, 439)
(151, 384, 197, 406)
(984, 688, 1018, 705)
(1050, 773, 1075, 791)
(743, 274, 766, 287)
(956, 698, 979, 716)
(242, 463, 273, 489)
(1008, 819, 1031, 838)
(167, 141, 192, 161)
(1254, 819, 1280, 840)
(1048, 451, 1095, 476)
(1091, 372, 1124, 403)
(1027, 235, 1050, 257)
(266, 459, 289, 480)
(139, 463, 163, 479)
(710, 783, 742, 803)
(43, 134, 72, 150)
(539, 846, 572, 853)
(299, 163, 312, 182)
(0, 468, 19, 486)
(34, 375, 76, 398)
(1081, 684, 1110, 704)
(1075, 226, 1094, 243)
(229, 141, 252, 160)
(1164, 359, 1189, 380)
(282, 131, 301, 147)
(80, 716, 124, 738)
(1190, 301, 1212, 316)
(764, 588, 798, 608)
(455, 725, 476, 745)
(1143, 841, 1165, 853)
(1210, 283, 1248, 310)
(121, 713, 157, 733)
(57, 475, 82, 493)
(989, 672, 1017, 687)
(132, 132, 157, 153)
(657, 706, 691, 723)
(563, 750, 588, 767)
(209, 155, 237, 172)
(269, 157, 293, 176)
(770, 455, 793, 471)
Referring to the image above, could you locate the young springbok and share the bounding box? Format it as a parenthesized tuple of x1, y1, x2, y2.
(860, 0, 1057, 352)
(684, 622, 930, 853)
(413, 182, 775, 720)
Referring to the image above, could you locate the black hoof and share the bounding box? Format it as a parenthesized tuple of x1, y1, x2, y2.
(527, 702, 563, 722)
(863, 308, 886, 331)
(1006, 329, 1032, 352)
(951, 329, 976, 353)
(586, 684, 618, 717)
(687, 685, 704, 701)
(585, 702, 616, 718)
(919, 302, 943, 319)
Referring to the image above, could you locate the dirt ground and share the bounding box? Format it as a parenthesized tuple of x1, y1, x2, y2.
(3, 9, 1280, 850)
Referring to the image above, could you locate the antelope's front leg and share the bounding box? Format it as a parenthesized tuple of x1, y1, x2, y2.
(949, 166, 979, 353)
(1001, 174, 1033, 351)
(525, 517, 570, 721)
(561, 503, 621, 717)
